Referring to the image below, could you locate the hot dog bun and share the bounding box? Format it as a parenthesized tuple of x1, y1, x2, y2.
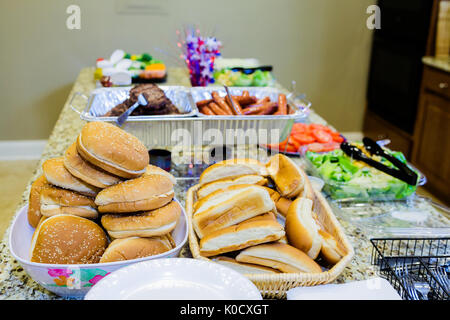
(235, 242, 322, 274)
(192, 185, 275, 239)
(214, 256, 280, 274)
(199, 158, 268, 185)
(197, 174, 267, 199)
(285, 197, 322, 259)
(199, 215, 285, 257)
(263, 187, 292, 217)
(318, 229, 346, 265)
(266, 154, 304, 198)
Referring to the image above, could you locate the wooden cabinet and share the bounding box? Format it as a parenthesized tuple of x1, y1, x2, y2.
(363, 111, 413, 158)
(412, 66, 450, 203)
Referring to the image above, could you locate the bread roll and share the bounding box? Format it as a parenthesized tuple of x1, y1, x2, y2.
(100, 235, 175, 263)
(236, 242, 322, 273)
(101, 201, 181, 238)
(95, 174, 174, 213)
(192, 185, 275, 239)
(318, 229, 346, 265)
(64, 142, 122, 188)
(263, 187, 292, 217)
(42, 157, 100, 197)
(199, 158, 268, 185)
(299, 168, 315, 201)
(266, 154, 304, 198)
(214, 256, 280, 274)
(30, 214, 108, 264)
(144, 164, 176, 185)
(76, 121, 149, 179)
(40, 186, 98, 219)
(285, 197, 322, 259)
(199, 216, 285, 257)
(27, 175, 49, 228)
(197, 174, 267, 199)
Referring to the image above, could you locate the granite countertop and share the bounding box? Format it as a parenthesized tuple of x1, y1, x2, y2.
(422, 56, 450, 73)
(1, 68, 447, 300)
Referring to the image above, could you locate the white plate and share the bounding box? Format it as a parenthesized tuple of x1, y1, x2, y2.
(84, 258, 262, 300)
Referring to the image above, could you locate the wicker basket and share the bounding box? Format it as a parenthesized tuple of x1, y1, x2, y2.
(186, 184, 354, 299)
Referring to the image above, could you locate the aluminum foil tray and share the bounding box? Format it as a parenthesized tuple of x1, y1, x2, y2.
(74, 85, 196, 121)
(189, 86, 310, 120)
(69, 85, 312, 149)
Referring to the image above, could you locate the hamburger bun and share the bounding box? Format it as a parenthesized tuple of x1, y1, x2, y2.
(144, 164, 176, 185)
(101, 201, 181, 239)
(199, 158, 268, 185)
(285, 197, 322, 259)
(30, 214, 108, 264)
(64, 142, 122, 188)
(76, 121, 149, 179)
(214, 256, 280, 274)
(99, 235, 175, 263)
(95, 174, 174, 213)
(236, 242, 322, 273)
(192, 185, 275, 239)
(199, 214, 285, 257)
(27, 175, 49, 228)
(40, 186, 98, 219)
(266, 154, 304, 198)
(318, 229, 346, 265)
(197, 174, 267, 199)
(42, 157, 100, 197)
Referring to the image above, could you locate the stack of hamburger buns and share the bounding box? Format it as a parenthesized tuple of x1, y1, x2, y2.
(191, 155, 346, 275)
(27, 121, 181, 265)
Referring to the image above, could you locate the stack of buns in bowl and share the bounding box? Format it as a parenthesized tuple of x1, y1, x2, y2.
(191, 155, 346, 275)
(27, 121, 180, 265)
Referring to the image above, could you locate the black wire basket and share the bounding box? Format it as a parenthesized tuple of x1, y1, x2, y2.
(371, 237, 449, 300)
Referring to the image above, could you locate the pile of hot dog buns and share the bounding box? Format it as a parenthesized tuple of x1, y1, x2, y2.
(27, 121, 180, 264)
(192, 154, 346, 274)
(196, 91, 293, 116)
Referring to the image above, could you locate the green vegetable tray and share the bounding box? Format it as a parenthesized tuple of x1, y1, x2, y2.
(303, 147, 426, 202)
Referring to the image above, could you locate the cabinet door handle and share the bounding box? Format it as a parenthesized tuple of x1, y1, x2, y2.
(438, 82, 448, 89)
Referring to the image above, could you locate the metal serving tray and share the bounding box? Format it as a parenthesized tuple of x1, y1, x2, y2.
(71, 85, 196, 120)
(70, 85, 311, 149)
(190, 86, 310, 120)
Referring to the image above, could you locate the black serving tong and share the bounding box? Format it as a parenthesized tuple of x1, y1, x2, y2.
(340, 138, 418, 186)
(229, 65, 273, 74)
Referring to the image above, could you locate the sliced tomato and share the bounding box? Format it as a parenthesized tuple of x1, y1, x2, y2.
(291, 123, 307, 134)
(331, 134, 344, 143)
(312, 129, 333, 143)
(292, 133, 315, 145)
(320, 141, 341, 152)
(306, 143, 326, 153)
(309, 123, 332, 133)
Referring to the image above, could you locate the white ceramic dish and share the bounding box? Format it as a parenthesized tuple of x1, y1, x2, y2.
(8, 199, 188, 298)
(84, 258, 262, 300)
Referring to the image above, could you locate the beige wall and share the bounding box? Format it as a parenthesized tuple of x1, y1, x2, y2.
(0, 0, 374, 140)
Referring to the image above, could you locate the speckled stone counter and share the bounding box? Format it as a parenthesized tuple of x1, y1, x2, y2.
(1, 68, 447, 300)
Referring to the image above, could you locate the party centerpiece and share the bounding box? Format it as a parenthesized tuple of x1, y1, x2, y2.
(177, 27, 222, 87)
